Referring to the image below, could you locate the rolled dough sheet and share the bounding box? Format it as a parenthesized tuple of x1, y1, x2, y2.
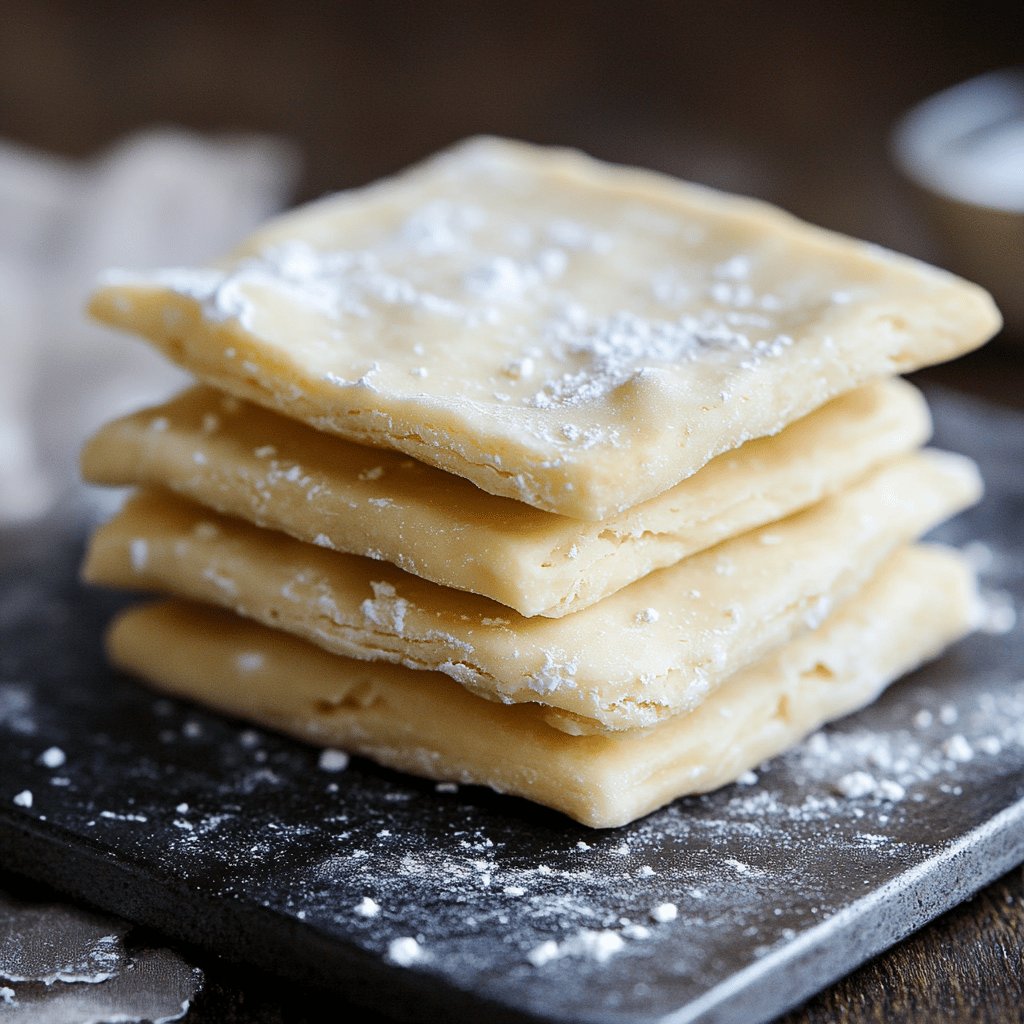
(88, 137, 999, 520)
(81, 378, 931, 618)
(82, 450, 980, 733)
(106, 544, 978, 828)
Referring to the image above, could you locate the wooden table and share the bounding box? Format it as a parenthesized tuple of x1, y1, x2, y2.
(784, 865, 1024, 1023)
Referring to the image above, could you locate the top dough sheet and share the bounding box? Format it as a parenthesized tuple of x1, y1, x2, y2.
(89, 137, 1000, 519)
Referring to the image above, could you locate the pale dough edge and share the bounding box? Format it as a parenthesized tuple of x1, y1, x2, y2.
(105, 544, 977, 829)
(84, 290, 994, 521)
(79, 378, 931, 618)
(80, 449, 982, 731)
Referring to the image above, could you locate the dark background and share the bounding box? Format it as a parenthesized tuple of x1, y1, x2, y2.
(0, 0, 1018, 245)
(3, 0, 1022, 395)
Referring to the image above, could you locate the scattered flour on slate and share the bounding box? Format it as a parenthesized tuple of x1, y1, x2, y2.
(319, 748, 350, 772)
(387, 936, 427, 967)
(38, 746, 66, 769)
(1, 524, 1020, 1005)
(5, 652, 1024, 986)
(0, 685, 37, 736)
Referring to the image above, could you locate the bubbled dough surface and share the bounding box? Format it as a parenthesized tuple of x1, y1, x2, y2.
(88, 137, 1000, 520)
(82, 450, 981, 732)
(81, 379, 930, 618)
(106, 545, 978, 828)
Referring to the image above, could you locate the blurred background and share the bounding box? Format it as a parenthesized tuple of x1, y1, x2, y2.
(0, 0, 1021, 522)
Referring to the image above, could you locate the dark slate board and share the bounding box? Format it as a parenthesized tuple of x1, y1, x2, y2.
(0, 387, 1021, 1024)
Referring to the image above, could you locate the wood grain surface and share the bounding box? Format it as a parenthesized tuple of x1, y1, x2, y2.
(783, 866, 1024, 1023)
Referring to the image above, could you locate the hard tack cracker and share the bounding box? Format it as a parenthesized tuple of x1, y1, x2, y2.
(81, 379, 931, 618)
(88, 137, 999, 520)
(105, 545, 978, 828)
(81, 449, 981, 733)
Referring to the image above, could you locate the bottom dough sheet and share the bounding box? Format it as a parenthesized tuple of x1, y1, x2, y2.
(106, 545, 976, 828)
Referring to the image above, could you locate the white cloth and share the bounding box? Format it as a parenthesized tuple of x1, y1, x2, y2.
(0, 129, 298, 523)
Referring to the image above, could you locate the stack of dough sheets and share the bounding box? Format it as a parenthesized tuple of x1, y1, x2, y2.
(81, 138, 999, 827)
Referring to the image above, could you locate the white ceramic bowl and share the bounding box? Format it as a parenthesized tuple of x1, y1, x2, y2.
(892, 69, 1023, 337)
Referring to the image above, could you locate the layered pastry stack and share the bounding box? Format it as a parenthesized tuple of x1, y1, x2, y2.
(80, 138, 999, 828)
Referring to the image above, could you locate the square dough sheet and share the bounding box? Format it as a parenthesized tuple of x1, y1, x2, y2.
(82, 450, 980, 733)
(106, 545, 978, 828)
(81, 378, 930, 618)
(88, 137, 1000, 520)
